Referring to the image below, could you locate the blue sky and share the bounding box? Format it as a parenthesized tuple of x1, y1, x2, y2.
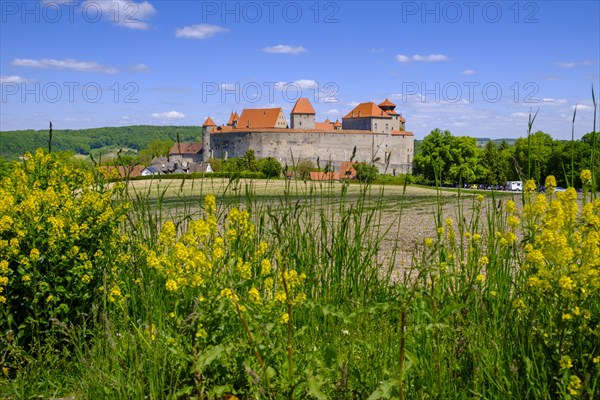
(1, 0, 599, 140)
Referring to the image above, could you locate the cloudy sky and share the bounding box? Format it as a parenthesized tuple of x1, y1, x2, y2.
(1, 0, 599, 139)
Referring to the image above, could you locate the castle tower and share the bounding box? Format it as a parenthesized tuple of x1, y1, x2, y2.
(290, 98, 315, 129)
(378, 98, 401, 131)
(202, 116, 216, 161)
(227, 111, 239, 128)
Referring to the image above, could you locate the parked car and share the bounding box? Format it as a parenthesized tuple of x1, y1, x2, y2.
(554, 187, 567, 192)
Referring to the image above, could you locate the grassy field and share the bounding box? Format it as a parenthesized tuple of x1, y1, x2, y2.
(1, 156, 598, 399)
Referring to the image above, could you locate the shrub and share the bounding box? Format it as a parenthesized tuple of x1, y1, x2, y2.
(0, 149, 129, 357)
(355, 162, 378, 183)
(295, 159, 315, 180)
(258, 157, 282, 179)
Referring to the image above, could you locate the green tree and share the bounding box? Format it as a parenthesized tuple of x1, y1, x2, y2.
(243, 149, 259, 172)
(413, 129, 481, 185)
(413, 129, 454, 184)
(514, 131, 554, 183)
(295, 159, 315, 180)
(447, 136, 481, 184)
(355, 163, 378, 183)
(258, 157, 282, 178)
(138, 139, 174, 164)
(479, 140, 510, 185)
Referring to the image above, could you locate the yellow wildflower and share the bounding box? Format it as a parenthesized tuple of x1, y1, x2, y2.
(165, 279, 178, 292)
(248, 287, 261, 304)
(524, 179, 536, 195)
(568, 375, 581, 395)
(581, 169, 592, 184)
(280, 313, 289, 324)
(506, 200, 516, 214)
(476, 274, 486, 283)
(560, 355, 572, 369)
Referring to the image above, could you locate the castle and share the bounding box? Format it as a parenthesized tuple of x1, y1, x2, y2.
(202, 97, 414, 174)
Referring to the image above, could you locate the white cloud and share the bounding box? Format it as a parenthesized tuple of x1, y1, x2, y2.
(274, 79, 318, 90)
(0, 75, 32, 84)
(129, 63, 149, 72)
(574, 104, 592, 111)
(346, 101, 360, 107)
(462, 69, 477, 75)
(541, 98, 567, 105)
(512, 112, 530, 118)
(262, 45, 307, 55)
(151, 111, 186, 119)
(220, 83, 237, 91)
(175, 24, 229, 39)
(82, 0, 156, 30)
(326, 109, 340, 115)
(557, 60, 594, 68)
(397, 54, 449, 63)
(12, 58, 119, 74)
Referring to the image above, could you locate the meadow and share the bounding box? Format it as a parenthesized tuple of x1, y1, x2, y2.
(0, 151, 598, 399)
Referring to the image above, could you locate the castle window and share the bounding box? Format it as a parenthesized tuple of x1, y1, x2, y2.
(385, 124, 389, 131)
(374, 123, 378, 130)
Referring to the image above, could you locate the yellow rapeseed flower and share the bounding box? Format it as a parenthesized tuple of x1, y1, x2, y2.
(248, 287, 261, 304)
(524, 179, 536, 195)
(568, 375, 581, 395)
(560, 355, 572, 369)
(280, 313, 289, 324)
(581, 169, 592, 184)
(544, 175, 556, 192)
(506, 200, 516, 214)
(165, 279, 178, 292)
(476, 274, 486, 283)
(260, 259, 272, 275)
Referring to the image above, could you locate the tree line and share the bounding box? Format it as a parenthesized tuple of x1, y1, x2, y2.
(413, 128, 599, 188)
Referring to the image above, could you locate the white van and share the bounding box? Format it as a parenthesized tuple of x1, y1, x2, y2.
(507, 181, 523, 191)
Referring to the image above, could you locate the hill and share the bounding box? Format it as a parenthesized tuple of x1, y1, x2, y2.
(0, 125, 201, 160)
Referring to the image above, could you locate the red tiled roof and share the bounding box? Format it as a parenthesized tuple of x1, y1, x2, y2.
(339, 161, 357, 179)
(343, 102, 391, 119)
(378, 98, 396, 109)
(203, 116, 216, 127)
(399, 116, 406, 123)
(169, 142, 203, 154)
(391, 130, 413, 136)
(226, 111, 238, 126)
(314, 121, 335, 131)
(236, 108, 285, 129)
(310, 171, 340, 181)
(386, 110, 399, 116)
(333, 119, 342, 127)
(291, 98, 316, 114)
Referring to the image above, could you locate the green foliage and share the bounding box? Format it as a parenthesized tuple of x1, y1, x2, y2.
(355, 163, 378, 183)
(514, 131, 554, 182)
(258, 157, 282, 178)
(295, 159, 315, 180)
(413, 129, 480, 184)
(0, 126, 199, 160)
(243, 149, 259, 172)
(137, 139, 174, 165)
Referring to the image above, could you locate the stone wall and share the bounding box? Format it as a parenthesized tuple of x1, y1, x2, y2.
(208, 129, 413, 174)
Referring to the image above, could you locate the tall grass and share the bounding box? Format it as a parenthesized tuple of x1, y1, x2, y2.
(1, 102, 599, 398)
